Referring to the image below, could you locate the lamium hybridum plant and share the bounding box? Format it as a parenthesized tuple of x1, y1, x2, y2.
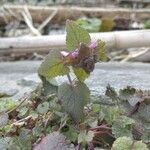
(38, 20, 107, 123)
(0, 21, 150, 150)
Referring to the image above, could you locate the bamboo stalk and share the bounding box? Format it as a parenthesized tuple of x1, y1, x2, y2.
(0, 5, 150, 25)
(0, 30, 149, 54)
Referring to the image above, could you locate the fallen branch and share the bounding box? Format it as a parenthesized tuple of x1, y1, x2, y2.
(38, 9, 58, 31)
(121, 48, 150, 62)
(0, 5, 150, 24)
(0, 30, 149, 54)
(13, 115, 32, 126)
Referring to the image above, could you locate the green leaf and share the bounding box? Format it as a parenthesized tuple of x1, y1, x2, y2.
(112, 137, 148, 150)
(105, 85, 118, 100)
(40, 76, 58, 96)
(10, 128, 32, 150)
(0, 112, 8, 127)
(63, 126, 79, 142)
(38, 50, 70, 78)
(32, 123, 44, 138)
(76, 18, 101, 32)
(92, 104, 101, 113)
(0, 98, 17, 112)
(37, 102, 49, 114)
(112, 116, 135, 138)
(0, 137, 12, 150)
(119, 87, 141, 106)
(86, 117, 98, 128)
(103, 106, 121, 125)
(18, 106, 28, 118)
(58, 82, 90, 122)
(144, 20, 150, 29)
(73, 68, 89, 81)
(134, 141, 149, 150)
(119, 86, 136, 100)
(29, 111, 38, 120)
(99, 18, 115, 32)
(2, 124, 16, 135)
(112, 137, 133, 150)
(141, 131, 150, 144)
(78, 130, 94, 144)
(138, 104, 150, 123)
(95, 40, 106, 61)
(66, 20, 91, 51)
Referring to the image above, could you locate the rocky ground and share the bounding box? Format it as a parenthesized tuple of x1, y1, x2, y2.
(0, 61, 150, 101)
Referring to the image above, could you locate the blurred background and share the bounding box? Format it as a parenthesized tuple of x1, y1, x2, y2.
(0, 0, 150, 62)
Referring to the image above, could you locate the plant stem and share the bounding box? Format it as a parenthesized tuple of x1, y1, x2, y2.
(7, 94, 29, 114)
(67, 74, 73, 86)
(89, 124, 111, 131)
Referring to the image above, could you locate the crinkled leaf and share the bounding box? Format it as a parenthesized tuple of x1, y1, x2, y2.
(112, 116, 135, 138)
(58, 82, 90, 122)
(78, 130, 94, 144)
(73, 68, 89, 81)
(10, 128, 32, 150)
(112, 137, 132, 150)
(38, 50, 70, 78)
(32, 123, 44, 138)
(95, 40, 106, 61)
(30, 111, 38, 120)
(105, 85, 118, 100)
(18, 106, 28, 118)
(92, 104, 101, 113)
(34, 132, 71, 150)
(138, 104, 150, 123)
(0, 98, 17, 112)
(141, 131, 150, 143)
(119, 87, 141, 106)
(66, 20, 91, 51)
(86, 117, 98, 128)
(76, 18, 101, 32)
(134, 141, 149, 150)
(63, 125, 79, 142)
(119, 86, 136, 100)
(37, 102, 49, 114)
(112, 137, 148, 150)
(1, 124, 15, 135)
(0, 137, 12, 150)
(40, 76, 58, 96)
(0, 112, 8, 127)
(128, 94, 141, 107)
(103, 106, 121, 125)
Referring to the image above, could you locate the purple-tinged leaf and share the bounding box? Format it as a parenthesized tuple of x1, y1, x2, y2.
(34, 132, 71, 150)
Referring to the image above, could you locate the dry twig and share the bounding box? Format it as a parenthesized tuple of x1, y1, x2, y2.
(38, 9, 58, 31)
(21, 6, 40, 36)
(7, 94, 29, 114)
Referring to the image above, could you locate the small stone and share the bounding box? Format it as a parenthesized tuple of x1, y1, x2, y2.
(0, 89, 18, 98)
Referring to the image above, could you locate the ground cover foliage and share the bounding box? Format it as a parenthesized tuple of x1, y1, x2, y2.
(0, 20, 149, 150)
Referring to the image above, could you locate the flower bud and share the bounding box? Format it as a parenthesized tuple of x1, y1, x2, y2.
(70, 50, 79, 59)
(89, 41, 97, 49)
